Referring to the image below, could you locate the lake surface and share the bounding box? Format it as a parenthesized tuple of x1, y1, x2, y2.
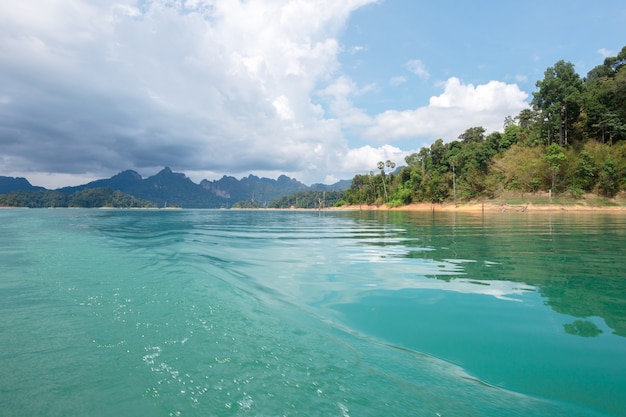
(1, 209, 625, 416)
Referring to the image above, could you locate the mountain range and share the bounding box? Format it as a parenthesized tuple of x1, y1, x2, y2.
(0, 167, 351, 208)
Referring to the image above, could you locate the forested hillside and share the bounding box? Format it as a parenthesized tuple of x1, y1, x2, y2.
(266, 191, 344, 209)
(342, 46, 626, 206)
(0, 188, 156, 208)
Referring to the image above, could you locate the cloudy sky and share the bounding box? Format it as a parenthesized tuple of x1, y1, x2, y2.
(1, 0, 625, 188)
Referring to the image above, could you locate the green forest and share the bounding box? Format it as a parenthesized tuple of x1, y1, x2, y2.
(0, 187, 156, 208)
(232, 190, 344, 209)
(341, 46, 626, 207)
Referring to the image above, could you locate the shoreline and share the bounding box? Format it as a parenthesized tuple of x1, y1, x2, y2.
(330, 201, 626, 213)
(3, 197, 626, 213)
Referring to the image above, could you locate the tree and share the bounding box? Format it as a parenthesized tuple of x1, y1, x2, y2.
(499, 124, 520, 152)
(598, 158, 619, 197)
(385, 159, 396, 198)
(450, 156, 458, 204)
(584, 46, 626, 143)
(430, 139, 446, 169)
(376, 160, 395, 203)
(574, 150, 596, 192)
(377, 161, 388, 203)
(544, 144, 567, 193)
(532, 60, 584, 146)
(592, 111, 626, 144)
(459, 126, 486, 143)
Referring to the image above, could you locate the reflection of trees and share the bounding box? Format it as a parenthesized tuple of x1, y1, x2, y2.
(343, 210, 626, 337)
(564, 320, 603, 337)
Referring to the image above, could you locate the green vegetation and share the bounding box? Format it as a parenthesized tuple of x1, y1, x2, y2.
(231, 200, 265, 209)
(0, 188, 156, 208)
(342, 46, 626, 207)
(245, 190, 344, 209)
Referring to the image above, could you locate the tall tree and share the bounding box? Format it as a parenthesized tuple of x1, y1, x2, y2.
(377, 161, 388, 203)
(584, 46, 626, 143)
(532, 60, 584, 146)
(385, 160, 396, 198)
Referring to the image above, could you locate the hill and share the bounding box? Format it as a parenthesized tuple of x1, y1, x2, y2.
(0, 176, 44, 194)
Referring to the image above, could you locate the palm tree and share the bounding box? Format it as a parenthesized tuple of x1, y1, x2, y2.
(377, 161, 388, 202)
(385, 160, 396, 198)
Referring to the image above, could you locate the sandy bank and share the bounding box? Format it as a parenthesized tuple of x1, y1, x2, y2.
(331, 201, 626, 213)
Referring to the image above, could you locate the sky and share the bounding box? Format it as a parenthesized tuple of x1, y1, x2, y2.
(1, 0, 625, 188)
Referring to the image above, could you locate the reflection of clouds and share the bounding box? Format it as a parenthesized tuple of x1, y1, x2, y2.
(399, 278, 535, 302)
(346, 242, 535, 302)
(346, 267, 535, 302)
(257, 236, 536, 305)
(346, 236, 430, 263)
(349, 244, 425, 263)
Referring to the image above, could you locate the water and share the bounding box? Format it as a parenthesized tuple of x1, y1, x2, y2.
(1, 209, 625, 417)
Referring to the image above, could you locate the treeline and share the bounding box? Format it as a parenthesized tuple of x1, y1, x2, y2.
(233, 190, 345, 209)
(342, 46, 626, 206)
(0, 187, 156, 208)
(267, 190, 344, 208)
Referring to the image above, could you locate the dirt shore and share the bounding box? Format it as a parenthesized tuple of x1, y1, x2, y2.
(331, 201, 626, 213)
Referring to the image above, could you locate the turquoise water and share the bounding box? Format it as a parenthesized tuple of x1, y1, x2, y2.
(1, 209, 625, 416)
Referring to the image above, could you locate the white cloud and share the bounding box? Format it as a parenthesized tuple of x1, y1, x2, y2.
(318, 76, 374, 127)
(597, 48, 614, 58)
(363, 77, 529, 142)
(389, 76, 407, 86)
(514, 74, 528, 83)
(342, 144, 413, 174)
(405, 59, 429, 79)
(350, 45, 366, 54)
(272, 95, 295, 121)
(10, 171, 103, 189)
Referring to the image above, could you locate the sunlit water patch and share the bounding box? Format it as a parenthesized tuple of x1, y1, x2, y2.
(1, 209, 625, 416)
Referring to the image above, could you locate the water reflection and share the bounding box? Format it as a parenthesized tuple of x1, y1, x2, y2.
(564, 320, 603, 337)
(391, 276, 535, 301)
(338, 210, 626, 338)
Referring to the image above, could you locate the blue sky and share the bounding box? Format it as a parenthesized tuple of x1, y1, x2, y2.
(1, 0, 624, 188)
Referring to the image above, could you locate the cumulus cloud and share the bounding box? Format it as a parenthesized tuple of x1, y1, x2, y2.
(363, 77, 529, 142)
(342, 144, 411, 173)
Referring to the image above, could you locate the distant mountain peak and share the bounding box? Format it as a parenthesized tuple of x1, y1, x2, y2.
(112, 170, 142, 181)
(0, 176, 42, 193)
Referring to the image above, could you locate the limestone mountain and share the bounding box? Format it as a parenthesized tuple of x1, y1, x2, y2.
(55, 167, 349, 208)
